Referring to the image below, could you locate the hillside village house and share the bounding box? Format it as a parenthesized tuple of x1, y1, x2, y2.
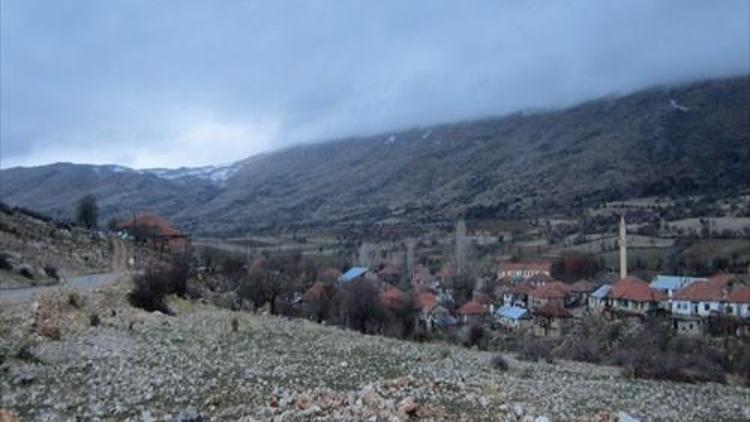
(119, 212, 189, 254)
(415, 291, 457, 330)
(568, 280, 596, 306)
(672, 280, 725, 316)
(526, 272, 554, 288)
(528, 281, 569, 310)
(671, 274, 745, 317)
(457, 300, 489, 323)
(495, 305, 531, 329)
(649, 275, 706, 304)
(497, 261, 551, 281)
(610, 276, 666, 315)
(502, 280, 535, 308)
(532, 303, 572, 337)
(726, 286, 750, 318)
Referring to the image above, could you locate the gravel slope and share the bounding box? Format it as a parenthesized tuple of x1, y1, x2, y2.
(1, 284, 749, 421)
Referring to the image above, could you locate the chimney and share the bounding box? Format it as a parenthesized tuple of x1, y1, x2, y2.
(619, 215, 627, 279)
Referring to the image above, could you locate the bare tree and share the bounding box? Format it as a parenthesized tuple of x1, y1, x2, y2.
(239, 266, 289, 315)
(404, 238, 416, 276)
(340, 279, 385, 334)
(76, 194, 98, 229)
(455, 219, 468, 276)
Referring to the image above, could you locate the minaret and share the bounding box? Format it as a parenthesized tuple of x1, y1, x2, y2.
(619, 215, 627, 279)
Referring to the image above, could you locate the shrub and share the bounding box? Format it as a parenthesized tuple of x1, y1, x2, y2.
(19, 267, 34, 279)
(14, 341, 41, 362)
(67, 291, 84, 309)
(89, 313, 101, 327)
(0, 254, 11, 271)
(491, 354, 510, 372)
(620, 349, 725, 384)
(517, 337, 554, 363)
(463, 324, 486, 349)
(738, 353, 750, 387)
(128, 266, 175, 314)
(39, 324, 62, 340)
(128, 257, 192, 313)
(44, 266, 59, 280)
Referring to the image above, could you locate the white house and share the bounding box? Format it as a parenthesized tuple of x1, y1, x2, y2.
(726, 286, 750, 318)
(672, 280, 725, 316)
(497, 261, 551, 281)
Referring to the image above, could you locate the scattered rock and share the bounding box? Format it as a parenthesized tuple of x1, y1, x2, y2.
(0, 409, 18, 422)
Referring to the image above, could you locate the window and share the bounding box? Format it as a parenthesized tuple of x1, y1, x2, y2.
(704, 303, 710, 311)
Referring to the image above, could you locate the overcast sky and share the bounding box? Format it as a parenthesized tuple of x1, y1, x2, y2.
(1, 1, 748, 169)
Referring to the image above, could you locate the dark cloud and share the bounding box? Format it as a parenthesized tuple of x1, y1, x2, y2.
(2, 0, 748, 168)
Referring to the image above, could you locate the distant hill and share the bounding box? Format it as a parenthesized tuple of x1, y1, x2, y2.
(1, 76, 748, 235)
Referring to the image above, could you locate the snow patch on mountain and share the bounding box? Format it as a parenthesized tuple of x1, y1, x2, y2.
(143, 163, 240, 185)
(670, 99, 690, 112)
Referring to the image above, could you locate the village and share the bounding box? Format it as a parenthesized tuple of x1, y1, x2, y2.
(309, 217, 750, 340)
(115, 210, 750, 344)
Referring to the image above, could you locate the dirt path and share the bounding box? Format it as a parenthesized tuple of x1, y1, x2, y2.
(111, 238, 129, 272)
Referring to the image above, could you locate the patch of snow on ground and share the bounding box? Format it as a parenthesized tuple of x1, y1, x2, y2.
(385, 135, 397, 145)
(670, 99, 689, 112)
(422, 130, 432, 141)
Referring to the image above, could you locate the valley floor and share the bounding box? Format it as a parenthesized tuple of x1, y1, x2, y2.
(1, 283, 749, 421)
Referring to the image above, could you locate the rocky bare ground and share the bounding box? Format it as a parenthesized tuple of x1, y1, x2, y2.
(1, 283, 749, 421)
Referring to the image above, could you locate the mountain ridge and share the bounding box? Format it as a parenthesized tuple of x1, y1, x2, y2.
(1, 75, 748, 235)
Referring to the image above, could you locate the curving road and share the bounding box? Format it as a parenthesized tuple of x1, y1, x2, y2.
(0, 272, 125, 303)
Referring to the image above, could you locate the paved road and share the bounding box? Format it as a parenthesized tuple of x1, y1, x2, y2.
(0, 272, 124, 303)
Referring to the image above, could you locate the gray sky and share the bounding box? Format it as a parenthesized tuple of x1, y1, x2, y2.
(1, 0, 748, 169)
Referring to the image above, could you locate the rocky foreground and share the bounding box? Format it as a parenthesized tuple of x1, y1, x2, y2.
(1, 283, 749, 421)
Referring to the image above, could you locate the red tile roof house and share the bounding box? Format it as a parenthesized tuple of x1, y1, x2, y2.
(532, 303, 573, 337)
(610, 276, 666, 315)
(568, 280, 597, 306)
(457, 300, 489, 324)
(672, 274, 744, 317)
(497, 261, 551, 281)
(528, 281, 570, 311)
(415, 291, 438, 331)
(119, 212, 189, 254)
(504, 280, 535, 308)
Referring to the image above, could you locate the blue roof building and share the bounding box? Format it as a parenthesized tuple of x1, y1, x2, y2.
(496, 305, 530, 321)
(649, 275, 706, 297)
(590, 285, 612, 300)
(339, 267, 369, 284)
